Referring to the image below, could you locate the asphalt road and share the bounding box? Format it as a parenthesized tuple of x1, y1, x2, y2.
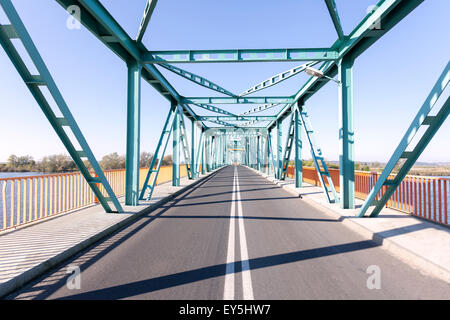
(8, 166, 450, 300)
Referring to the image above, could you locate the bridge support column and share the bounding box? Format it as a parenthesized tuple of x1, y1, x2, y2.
(295, 105, 303, 188)
(257, 135, 261, 171)
(191, 120, 197, 178)
(338, 55, 355, 209)
(267, 131, 272, 175)
(125, 61, 141, 206)
(276, 119, 282, 179)
(172, 105, 180, 186)
(201, 136, 205, 174)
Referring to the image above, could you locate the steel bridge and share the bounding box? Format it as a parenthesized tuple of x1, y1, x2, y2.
(1, 0, 449, 300)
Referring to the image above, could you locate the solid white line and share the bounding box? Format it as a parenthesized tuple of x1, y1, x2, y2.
(235, 167, 254, 300)
(223, 166, 236, 300)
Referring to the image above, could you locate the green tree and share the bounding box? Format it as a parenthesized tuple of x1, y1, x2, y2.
(99, 152, 125, 170)
(38, 154, 76, 173)
(140, 151, 154, 168)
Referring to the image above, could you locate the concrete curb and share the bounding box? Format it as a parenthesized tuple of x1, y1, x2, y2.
(247, 167, 450, 284)
(0, 168, 223, 299)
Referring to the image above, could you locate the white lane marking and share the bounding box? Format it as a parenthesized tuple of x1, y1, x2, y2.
(235, 166, 255, 300)
(223, 166, 236, 300)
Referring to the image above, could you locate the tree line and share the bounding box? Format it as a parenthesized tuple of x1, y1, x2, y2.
(0, 152, 173, 173)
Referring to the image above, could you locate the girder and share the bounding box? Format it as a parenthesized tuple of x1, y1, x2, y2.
(239, 62, 319, 96)
(158, 63, 236, 97)
(142, 48, 339, 64)
(136, 0, 158, 42)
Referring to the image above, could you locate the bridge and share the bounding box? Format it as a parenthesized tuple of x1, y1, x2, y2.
(0, 0, 449, 301)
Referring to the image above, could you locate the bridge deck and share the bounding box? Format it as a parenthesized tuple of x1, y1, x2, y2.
(6, 166, 449, 300)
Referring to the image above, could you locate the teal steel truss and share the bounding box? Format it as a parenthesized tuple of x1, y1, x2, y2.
(1, 0, 433, 217)
(300, 106, 339, 204)
(0, 0, 122, 213)
(359, 61, 450, 217)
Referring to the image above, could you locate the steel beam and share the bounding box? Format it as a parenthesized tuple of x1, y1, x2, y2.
(268, 0, 425, 130)
(136, 0, 158, 42)
(142, 48, 339, 64)
(276, 119, 282, 179)
(338, 56, 355, 209)
(125, 61, 142, 206)
(182, 96, 294, 105)
(158, 63, 236, 97)
(172, 105, 180, 186)
(198, 116, 276, 121)
(294, 105, 302, 188)
(240, 62, 318, 96)
(191, 103, 237, 116)
(324, 0, 344, 39)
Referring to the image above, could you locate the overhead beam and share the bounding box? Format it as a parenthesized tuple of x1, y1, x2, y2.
(240, 103, 282, 116)
(268, 0, 425, 130)
(240, 62, 318, 96)
(204, 119, 236, 127)
(191, 103, 237, 116)
(136, 0, 158, 42)
(142, 48, 339, 63)
(182, 96, 294, 105)
(198, 116, 276, 121)
(324, 0, 345, 39)
(158, 63, 236, 97)
(55, 0, 207, 130)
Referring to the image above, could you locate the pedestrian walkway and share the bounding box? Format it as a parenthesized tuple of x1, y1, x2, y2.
(0, 169, 219, 298)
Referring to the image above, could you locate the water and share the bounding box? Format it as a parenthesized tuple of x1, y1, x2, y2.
(0, 172, 44, 179)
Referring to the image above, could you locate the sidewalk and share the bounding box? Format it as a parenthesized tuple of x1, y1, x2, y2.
(249, 167, 450, 284)
(0, 169, 220, 298)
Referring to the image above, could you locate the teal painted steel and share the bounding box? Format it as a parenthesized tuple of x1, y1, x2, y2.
(240, 103, 282, 116)
(324, 0, 344, 39)
(5, 0, 427, 217)
(338, 56, 355, 209)
(192, 103, 237, 116)
(276, 119, 282, 179)
(159, 63, 236, 97)
(179, 112, 193, 179)
(294, 106, 303, 188)
(181, 97, 294, 105)
(139, 105, 177, 200)
(125, 61, 142, 206)
(142, 48, 339, 63)
(191, 120, 197, 178)
(172, 105, 180, 187)
(240, 62, 319, 96)
(300, 106, 339, 204)
(257, 136, 261, 171)
(198, 116, 276, 121)
(268, 0, 424, 132)
(359, 61, 450, 217)
(0, 0, 123, 213)
(136, 0, 158, 42)
(280, 112, 295, 180)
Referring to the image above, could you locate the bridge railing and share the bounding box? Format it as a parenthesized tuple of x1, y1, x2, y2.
(286, 166, 449, 226)
(0, 165, 188, 232)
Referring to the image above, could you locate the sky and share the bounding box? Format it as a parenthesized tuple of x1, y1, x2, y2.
(0, 0, 449, 164)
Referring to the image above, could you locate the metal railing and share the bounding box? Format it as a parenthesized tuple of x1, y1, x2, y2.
(0, 165, 188, 231)
(286, 166, 449, 226)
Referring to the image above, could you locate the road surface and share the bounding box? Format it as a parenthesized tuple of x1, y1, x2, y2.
(8, 166, 450, 299)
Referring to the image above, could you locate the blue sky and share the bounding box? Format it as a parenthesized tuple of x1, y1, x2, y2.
(0, 0, 449, 163)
